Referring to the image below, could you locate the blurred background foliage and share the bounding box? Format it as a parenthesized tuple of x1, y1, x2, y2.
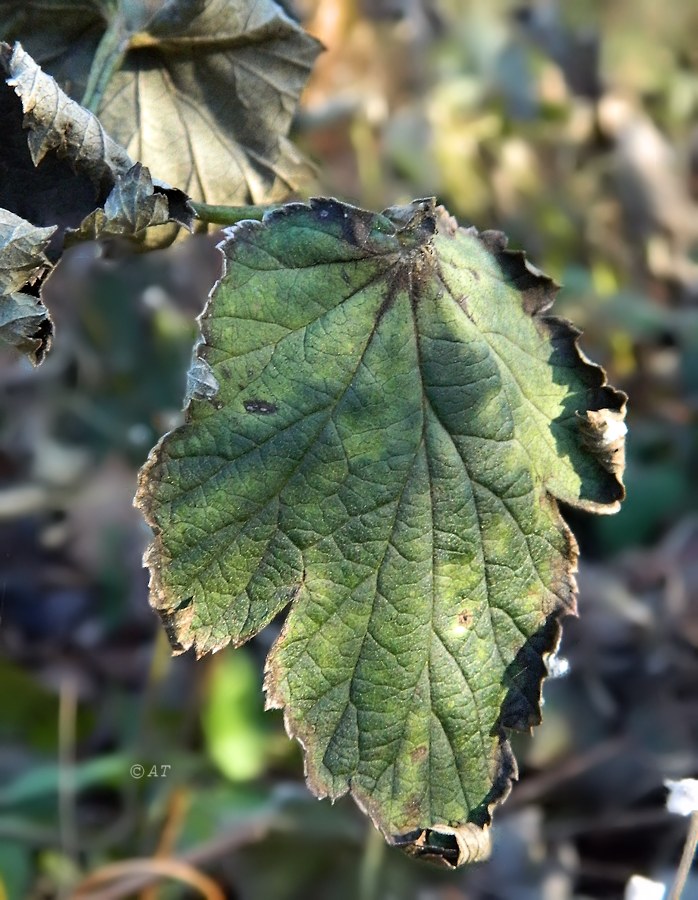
(1, 0, 698, 897)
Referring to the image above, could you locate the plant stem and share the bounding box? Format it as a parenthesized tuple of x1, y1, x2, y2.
(668, 811, 698, 900)
(82, 12, 129, 113)
(189, 202, 280, 226)
(58, 674, 79, 898)
(358, 825, 385, 900)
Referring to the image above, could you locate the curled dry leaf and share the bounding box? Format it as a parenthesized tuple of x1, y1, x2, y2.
(65, 163, 172, 246)
(2, 40, 134, 193)
(0, 38, 194, 361)
(136, 198, 626, 866)
(0, 208, 56, 364)
(0, 40, 192, 246)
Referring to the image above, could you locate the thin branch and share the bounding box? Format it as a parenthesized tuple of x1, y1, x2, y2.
(69, 812, 278, 900)
(668, 811, 698, 900)
(358, 825, 386, 900)
(71, 858, 225, 900)
(58, 674, 79, 881)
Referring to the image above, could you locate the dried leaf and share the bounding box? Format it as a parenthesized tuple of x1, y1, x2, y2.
(66, 163, 172, 245)
(1, 0, 322, 207)
(0, 41, 192, 242)
(0, 208, 55, 364)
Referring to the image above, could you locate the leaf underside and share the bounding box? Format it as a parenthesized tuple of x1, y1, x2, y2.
(136, 198, 626, 866)
(97, 0, 322, 206)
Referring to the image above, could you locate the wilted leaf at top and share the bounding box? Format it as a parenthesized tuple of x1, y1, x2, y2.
(64, 162, 171, 246)
(0, 208, 55, 364)
(0, 48, 100, 236)
(1, 0, 322, 208)
(98, 0, 321, 205)
(1, 39, 133, 192)
(136, 198, 626, 866)
(0, 41, 192, 244)
(0, 36, 192, 359)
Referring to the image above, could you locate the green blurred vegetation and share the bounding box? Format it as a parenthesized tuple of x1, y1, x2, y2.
(1, 0, 697, 898)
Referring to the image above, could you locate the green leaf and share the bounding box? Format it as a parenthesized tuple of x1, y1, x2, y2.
(0, 754, 128, 807)
(1, 0, 322, 207)
(136, 198, 626, 866)
(0, 208, 55, 364)
(0, 840, 31, 900)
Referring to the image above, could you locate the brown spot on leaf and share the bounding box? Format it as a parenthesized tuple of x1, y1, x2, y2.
(403, 793, 423, 821)
(410, 744, 428, 763)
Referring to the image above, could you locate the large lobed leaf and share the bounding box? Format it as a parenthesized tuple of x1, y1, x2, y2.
(136, 198, 626, 865)
(0, 0, 322, 207)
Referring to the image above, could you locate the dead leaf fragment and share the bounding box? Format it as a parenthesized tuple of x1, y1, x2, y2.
(0, 208, 55, 364)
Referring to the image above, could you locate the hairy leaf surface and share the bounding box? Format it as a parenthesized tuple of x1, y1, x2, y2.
(136, 198, 626, 865)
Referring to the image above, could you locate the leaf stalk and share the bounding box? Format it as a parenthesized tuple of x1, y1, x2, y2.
(189, 202, 280, 226)
(81, 12, 129, 113)
(358, 825, 385, 900)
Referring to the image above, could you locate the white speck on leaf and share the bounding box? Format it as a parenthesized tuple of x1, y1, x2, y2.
(602, 417, 628, 445)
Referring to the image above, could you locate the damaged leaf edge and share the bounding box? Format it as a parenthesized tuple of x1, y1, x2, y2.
(262, 493, 578, 868)
(474, 226, 627, 514)
(135, 196, 418, 653)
